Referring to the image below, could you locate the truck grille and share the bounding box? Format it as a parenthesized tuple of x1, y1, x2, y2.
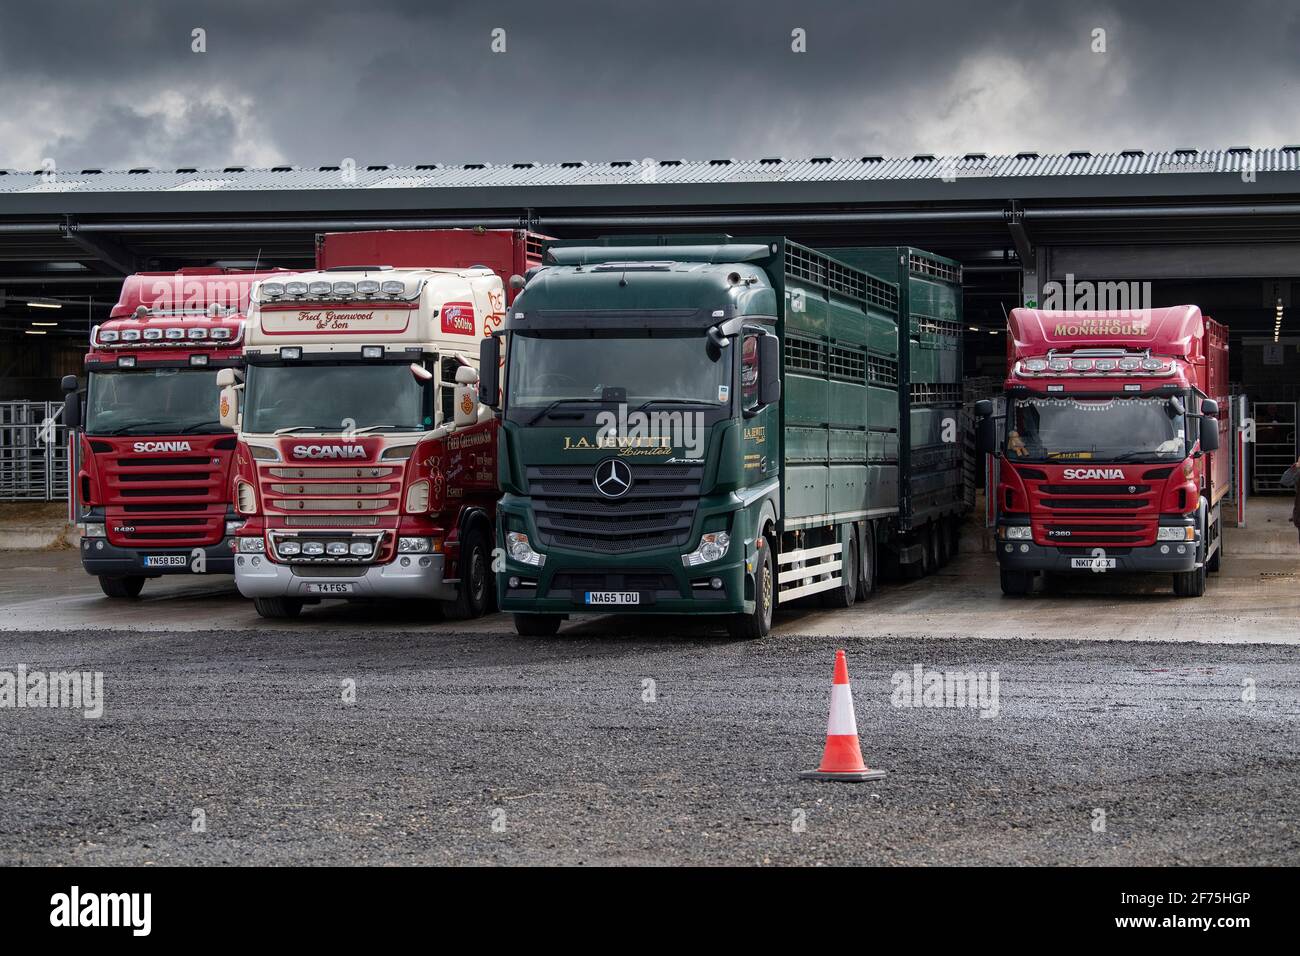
(527, 463, 702, 554)
(99, 451, 228, 547)
(258, 463, 402, 516)
(1024, 479, 1159, 547)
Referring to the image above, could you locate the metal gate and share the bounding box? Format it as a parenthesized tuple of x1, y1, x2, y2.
(0, 401, 69, 501)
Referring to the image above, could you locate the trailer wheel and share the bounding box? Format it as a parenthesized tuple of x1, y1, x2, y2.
(513, 613, 562, 637)
(821, 533, 856, 608)
(999, 569, 1033, 596)
(253, 596, 303, 619)
(856, 524, 876, 601)
(98, 575, 144, 599)
(727, 540, 773, 640)
(442, 524, 491, 620)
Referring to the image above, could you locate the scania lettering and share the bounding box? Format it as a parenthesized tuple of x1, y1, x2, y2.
(225, 229, 543, 619)
(481, 238, 968, 638)
(63, 267, 289, 598)
(975, 306, 1230, 597)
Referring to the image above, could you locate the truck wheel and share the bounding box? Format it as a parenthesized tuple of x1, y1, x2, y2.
(253, 596, 304, 619)
(513, 613, 562, 637)
(442, 525, 491, 620)
(821, 534, 857, 608)
(728, 540, 774, 639)
(999, 569, 1033, 596)
(856, 524, 876, 601)
(98, 575, 144, 599)
(1173, 564, 1207, 598)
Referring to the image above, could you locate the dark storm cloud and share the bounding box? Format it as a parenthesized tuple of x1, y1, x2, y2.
(0, 0, 1297, 170)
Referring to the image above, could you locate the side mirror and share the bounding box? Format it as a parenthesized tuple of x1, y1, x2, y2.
(409, 362, 433, 384)
(454, 366, 480, 427)
(1199, 415, 1220, 452)
(218, 386, 239, 430)
(976, 416, 997, 457)
(974, 398, 994, 418)
(1200, 398, 1219, 418)
(478, 336, 501, 407)
(61, 374, 79, 394)
(62, 390, 81, 431)
(758, 334, 781, 408)
(215, 368, 237, 388)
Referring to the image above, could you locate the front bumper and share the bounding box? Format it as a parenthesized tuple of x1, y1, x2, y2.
(233, 551, 456, 600)
(80, 536, 235, 577)
(995, 538, 1199, 573)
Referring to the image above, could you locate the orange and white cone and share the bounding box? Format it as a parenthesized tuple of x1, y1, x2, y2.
(800, 649, 886, 782)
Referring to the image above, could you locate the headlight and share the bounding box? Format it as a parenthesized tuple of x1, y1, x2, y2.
(397, 537, 430, 554)
(506, 531, 545, 567)
(82, 522, 106, 538)
(302, 541, 325, 556)
(350, 541, 373, 556)
(225, 520, 244, 536)
(405, 479, 430, 513)
(1002, 525, 1032, 540)
(238, 536, 264, 553)
(682, 531, 731, 567)
(326, 542, 349, 556)
(1157, 526, 1195, 541)
(236, 480, 256, 515)
(277, 540, 301, 556)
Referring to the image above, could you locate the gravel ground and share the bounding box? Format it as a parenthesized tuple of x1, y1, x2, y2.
(0, 625, 1296, 865)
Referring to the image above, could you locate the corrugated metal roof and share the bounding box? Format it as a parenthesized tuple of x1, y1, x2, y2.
(2, 147, 1297, 195)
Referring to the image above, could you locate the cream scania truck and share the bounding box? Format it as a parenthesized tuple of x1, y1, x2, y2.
(219, 261, 505, 619)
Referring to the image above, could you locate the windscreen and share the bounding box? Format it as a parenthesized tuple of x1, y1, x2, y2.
(86, 368, 224, 435)
(242, 362, 428, 434)
(1006, 396, 1189, 463)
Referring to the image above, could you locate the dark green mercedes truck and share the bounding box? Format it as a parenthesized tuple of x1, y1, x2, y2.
(478, 237, 966, 638)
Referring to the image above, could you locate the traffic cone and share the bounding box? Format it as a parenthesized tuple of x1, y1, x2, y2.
(800, 649, 886, 782)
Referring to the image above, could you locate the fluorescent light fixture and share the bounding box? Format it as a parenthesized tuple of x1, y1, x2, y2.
(26, 300, 62, 309)
(23, 329, 47, 335)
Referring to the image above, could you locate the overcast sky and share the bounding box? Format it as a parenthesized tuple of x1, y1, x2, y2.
(1, 0, 1296, 172)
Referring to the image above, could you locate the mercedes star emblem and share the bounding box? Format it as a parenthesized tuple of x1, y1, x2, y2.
(594, 458, 633, 498)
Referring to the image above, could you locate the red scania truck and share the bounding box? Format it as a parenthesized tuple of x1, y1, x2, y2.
(976, 306, 1229, 597)
(222, 229, 542, 619)
(62, 267, 288, 598)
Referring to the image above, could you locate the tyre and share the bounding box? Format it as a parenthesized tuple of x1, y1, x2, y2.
(1173, 563, 1206, 597)
(934, 521, 950, 567)
(856, 524, 876, 601)
(442, 524, 491, 620)
(1206, 544, 1221, 573)
(728, 538, 774, 639)
(821, 533, 857, 608)
(253, 596, 304, 619)
(98, 575, 144, 599)
(1000, 569, 1033, 596)
(513, 613, 562, 637)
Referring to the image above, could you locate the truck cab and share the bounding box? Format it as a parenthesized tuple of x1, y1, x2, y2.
(66, 267, 287, 598)
(977, 306, 1229, 598)
(225, 265, 504, 619)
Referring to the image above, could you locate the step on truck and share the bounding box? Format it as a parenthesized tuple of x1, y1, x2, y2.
(975, 306, 1229, 597)
(63, 267, 288, 598)
(478, 236, 968, 638)
(221, 229, 543, 619)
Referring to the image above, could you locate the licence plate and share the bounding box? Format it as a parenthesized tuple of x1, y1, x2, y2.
(1071, 557, 1116, 569)
(144, 555, 188, 568)
(306, 583, 355, 595)
(584, 591, 640, 606)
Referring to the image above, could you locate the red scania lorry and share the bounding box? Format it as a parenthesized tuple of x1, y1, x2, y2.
(223, 229, 542, 619)
(63, 267, 288, 597)
(975, 306, 1229, 597)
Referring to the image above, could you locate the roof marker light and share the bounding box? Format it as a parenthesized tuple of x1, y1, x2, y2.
(285, 281, 308, 296)
(261, 282, 285, 298)
(308, 281, 331, 296)
(143, 328, 163, 340)
(190, 354, 210, 366)
(165, 328, 185, 340)
(380, 280, 406, 296)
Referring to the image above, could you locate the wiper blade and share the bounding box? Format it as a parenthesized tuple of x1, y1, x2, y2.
(527, 398, 602, 426)
(99, 421, 170, 435)
(179, 420, 223, 434)
(351, 424, 418, 435)
(633, 398, 715, 412)
(271, 425, 331, 435)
